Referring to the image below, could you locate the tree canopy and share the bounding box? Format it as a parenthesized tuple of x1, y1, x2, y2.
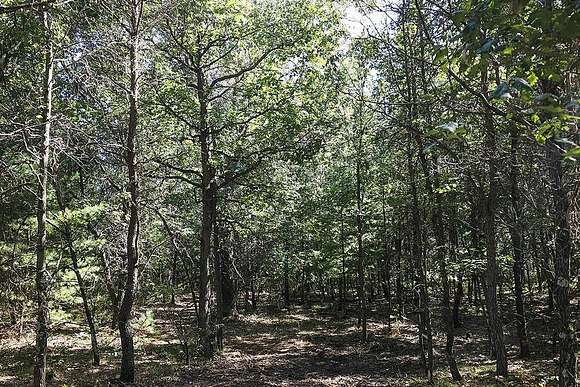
(0, 0, 578, 386)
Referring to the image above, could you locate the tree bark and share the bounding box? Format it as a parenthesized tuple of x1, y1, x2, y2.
(546, 139, 577, 386)
(414, 134, 461, 381)
(407, 141, 433, 382)
(381, 187, 392, 331)
(508, 129, 530, 358)
(482, 63, 508, 376)
(197, 57, 218, 357)
(33, 8, 53, 387)
(118, 1, 142, 381)
(355, 141, 367, 342)
(212, 220, 224, 352)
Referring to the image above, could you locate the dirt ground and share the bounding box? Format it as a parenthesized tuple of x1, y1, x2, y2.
(0, 299, 563, 386)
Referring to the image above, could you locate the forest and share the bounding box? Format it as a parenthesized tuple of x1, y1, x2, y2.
(0, 0, 578, 386)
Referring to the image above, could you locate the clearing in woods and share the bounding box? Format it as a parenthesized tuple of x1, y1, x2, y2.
(0, 299, 558, 386)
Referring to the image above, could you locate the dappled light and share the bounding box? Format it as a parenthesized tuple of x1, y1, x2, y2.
(1, 0, 578, 385)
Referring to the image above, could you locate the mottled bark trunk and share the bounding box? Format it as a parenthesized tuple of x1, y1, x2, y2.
(33, 9, 53, 387)
(197, 58, 217, 356)
(546, 140, 577, 386)
(118, 2, 142, 381)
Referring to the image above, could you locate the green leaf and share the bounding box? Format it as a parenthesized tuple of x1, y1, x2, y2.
(501, 46, 514, 56)
(434, 47, 449, 65)
(527, 72, 538, 86)
(564, 146, 580, 161)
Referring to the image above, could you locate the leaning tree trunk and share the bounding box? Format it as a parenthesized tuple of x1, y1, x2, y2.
(33, 8, 53, 387)
(54, 176, 100, 365)
(118, 1, 142, 382)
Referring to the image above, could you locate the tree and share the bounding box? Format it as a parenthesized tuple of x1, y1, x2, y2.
(33, 6, 53, 387)
(117, 0, 143, 382)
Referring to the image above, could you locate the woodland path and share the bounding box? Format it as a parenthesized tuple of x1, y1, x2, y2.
(0, 299, 558, 386)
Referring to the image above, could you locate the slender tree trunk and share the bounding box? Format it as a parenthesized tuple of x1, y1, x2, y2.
(395, 229, 403, 318)
(453, 274, 463, 328)
(448, 209, 463, 330)
(508, 129, 530, 358)
(407, 142, 433, 382)
(33, 8, 53, 387)
(546, 140, 577, 386)
(118, 1, 142, 381)
(381, 187, 392, 331)
(284, 252, 290, 308)
(88, 225, 119, 329)
(53, 176, 100, 365)
(356, 146, 367, 342)
(415, 137, 461, 380)
(212, 220, 224, 352)
(482, 62, 508, 376)
(340, 207, 346, 312)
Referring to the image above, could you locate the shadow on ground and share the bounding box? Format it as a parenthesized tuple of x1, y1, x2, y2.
(0, 299, 560, 386)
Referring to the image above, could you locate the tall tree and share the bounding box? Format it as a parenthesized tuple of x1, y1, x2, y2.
(33, 6, 53, 387)
(117, 0, 143, 382)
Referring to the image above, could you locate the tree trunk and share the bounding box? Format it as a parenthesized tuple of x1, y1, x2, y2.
(221, 234, 236, 317)
(395, 230, 403, 318)
(508, 128, 530, 358)
(482, 62, 508, 376)
(53, 176, 100, 365)
(284, 252, 290, 308)
(355, 149, 367, 342)
(197, 57, 218, 356)
(212, 220, 224, 353)
(407, 142, 433, 382)
(33, 8, 53, 387)
(414, 134, 461, 381)
(340, 207, 346, 312)
(381, 188, 392, 331)
(118, 2, 142, 381)
(546, 139, 577, 386)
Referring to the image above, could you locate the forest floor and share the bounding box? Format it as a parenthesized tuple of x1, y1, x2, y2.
(0, 297, 563, 386)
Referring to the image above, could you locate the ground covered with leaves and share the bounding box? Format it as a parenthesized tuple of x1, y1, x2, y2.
(0, 299, 563, 386)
